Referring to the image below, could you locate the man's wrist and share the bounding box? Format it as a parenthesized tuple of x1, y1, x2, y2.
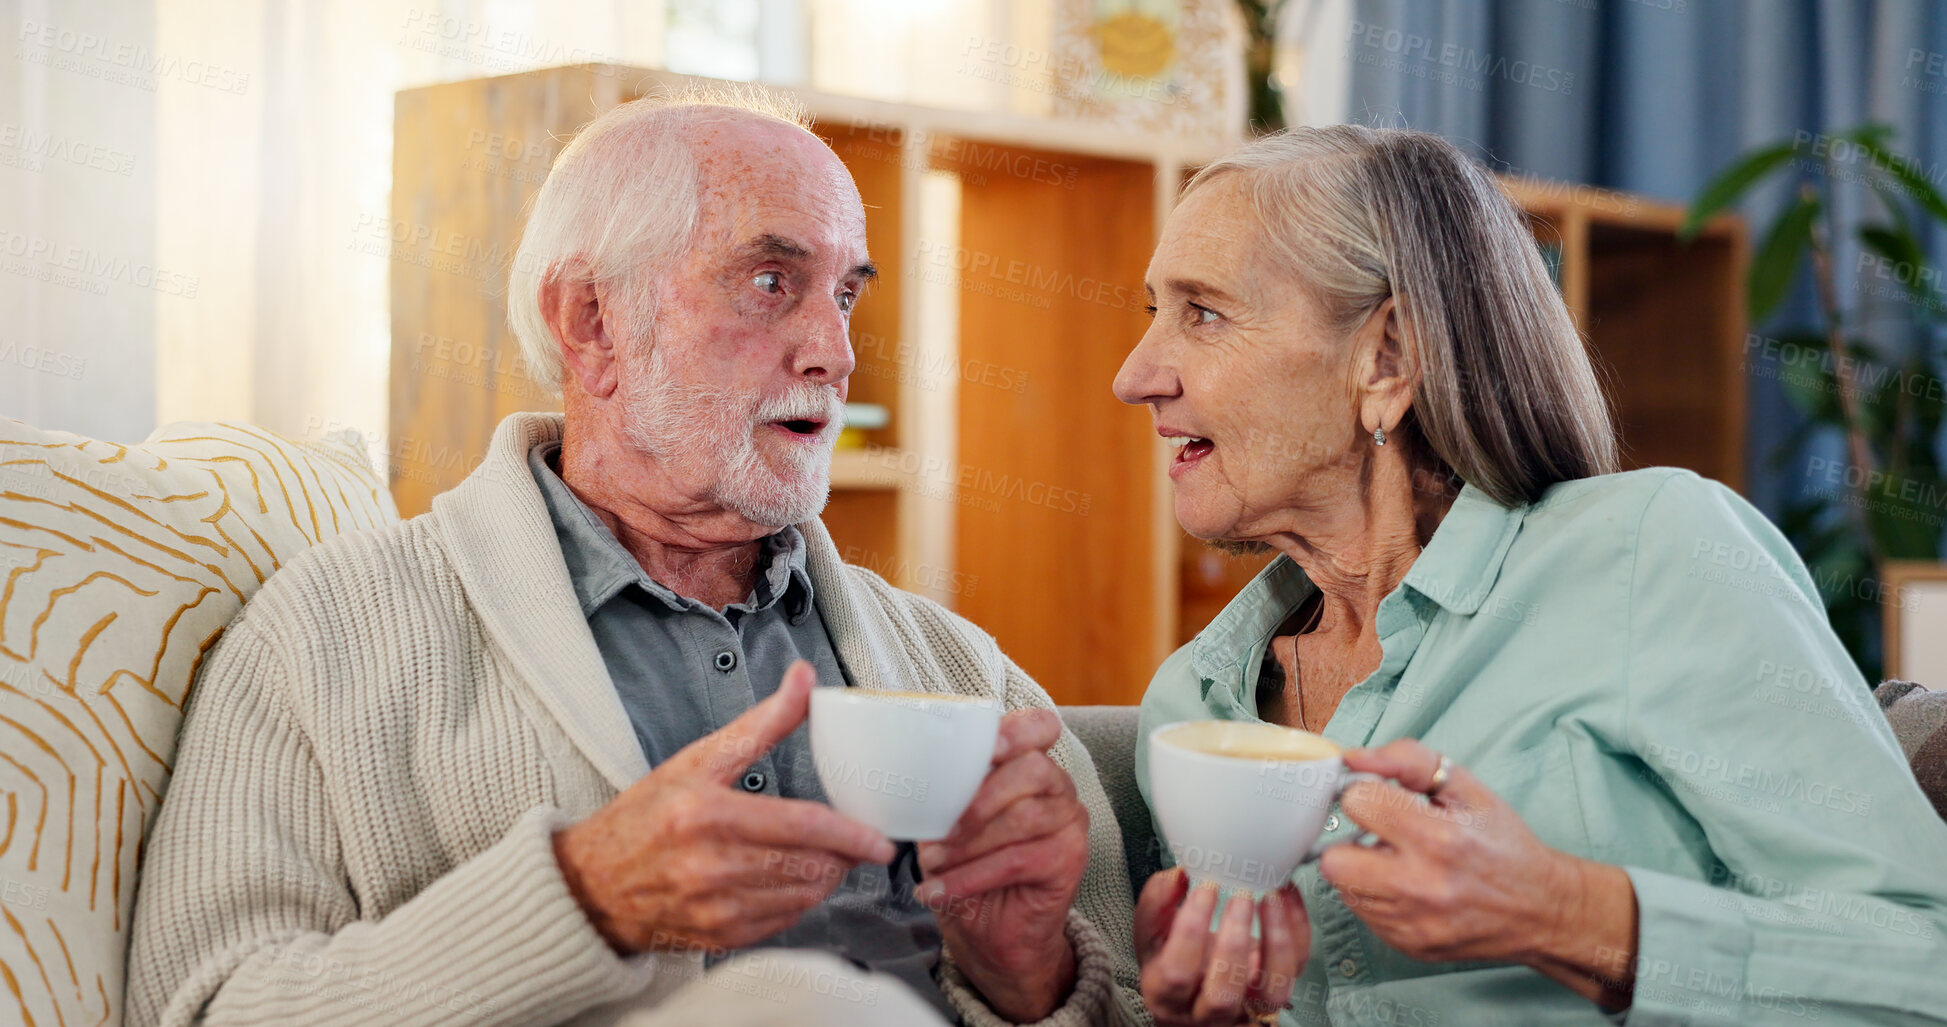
(553, 828, 633, 955)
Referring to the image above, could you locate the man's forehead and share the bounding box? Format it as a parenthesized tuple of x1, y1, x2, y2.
(691, 120, 856, 199)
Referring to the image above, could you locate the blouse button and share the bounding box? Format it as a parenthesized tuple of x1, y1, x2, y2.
(741, 771, 766, 792)
(1338, 958, 1358, 977)
(714, 650, 738, 672)
(1324, 813, 1341, 832)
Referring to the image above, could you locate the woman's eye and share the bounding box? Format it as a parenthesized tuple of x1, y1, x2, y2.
(1193, 305, 1220, 324)
(753, 271, 785, 294)
(1142, 304, 1158, 318)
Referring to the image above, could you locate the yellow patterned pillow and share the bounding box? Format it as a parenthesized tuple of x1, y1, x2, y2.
(0, 419, 397, 1027)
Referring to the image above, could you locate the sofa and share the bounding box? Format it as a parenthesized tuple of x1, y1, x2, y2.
(1061, 706, 1164, 901)
(0, 418, 397, 1027)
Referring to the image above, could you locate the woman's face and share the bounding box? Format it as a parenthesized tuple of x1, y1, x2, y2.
(1113, 175, 1370, 544)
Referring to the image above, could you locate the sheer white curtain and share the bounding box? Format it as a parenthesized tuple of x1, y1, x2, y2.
(3, 0, 666, 448)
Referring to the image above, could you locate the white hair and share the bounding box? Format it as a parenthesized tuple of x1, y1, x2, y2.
(1187, 126, 1618, 507)
(506, 84, 812, 395)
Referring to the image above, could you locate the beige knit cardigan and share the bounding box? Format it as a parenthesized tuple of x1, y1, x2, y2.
(126, 412, 1144, 1027)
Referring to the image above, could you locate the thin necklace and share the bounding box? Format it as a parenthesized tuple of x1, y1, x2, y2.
(1299, 593, 1325, 633)
(1290, 594, 1324, 731)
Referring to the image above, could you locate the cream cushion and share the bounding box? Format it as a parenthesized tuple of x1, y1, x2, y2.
(0, 419, 397, 1026)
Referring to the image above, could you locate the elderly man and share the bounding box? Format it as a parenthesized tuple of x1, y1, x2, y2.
(126, 89, 1140, 1027)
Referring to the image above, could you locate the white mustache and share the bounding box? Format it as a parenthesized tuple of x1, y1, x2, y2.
(754, 386, 843, 429)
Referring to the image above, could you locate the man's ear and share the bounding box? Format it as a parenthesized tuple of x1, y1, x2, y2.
(541, 262, 620, 399)
(1356, 297, 1416, 436)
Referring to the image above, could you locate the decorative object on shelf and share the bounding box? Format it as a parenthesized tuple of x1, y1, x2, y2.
(1052, 0, 1246, 143)
(838, 402, 890, 450)
(1685, 124, 1947, 682)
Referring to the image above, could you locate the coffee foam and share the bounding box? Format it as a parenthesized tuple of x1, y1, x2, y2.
(861, 690, 989, 703)
(1157, 720, 1341, 762)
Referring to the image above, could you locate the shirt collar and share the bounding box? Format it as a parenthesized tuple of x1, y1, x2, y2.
(1188, 481, 1525, 683)
(527, 439, 816, 622)
(1399, 482, 1526, 615)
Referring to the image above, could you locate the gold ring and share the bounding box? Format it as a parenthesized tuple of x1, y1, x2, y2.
(1250, 1014, 1281, 1026)
(1428, 753, 1452, 796)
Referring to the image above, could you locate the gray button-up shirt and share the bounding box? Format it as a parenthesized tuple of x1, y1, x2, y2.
(529, 441, 948, 1014)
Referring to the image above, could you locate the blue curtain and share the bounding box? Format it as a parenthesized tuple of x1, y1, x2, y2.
(1341, 0, 1947, 524)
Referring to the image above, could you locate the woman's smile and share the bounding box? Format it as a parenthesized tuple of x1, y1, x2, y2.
(1162, 429, 1215, 478)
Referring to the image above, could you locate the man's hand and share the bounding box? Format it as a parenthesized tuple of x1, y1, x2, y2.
(915, 708, 1090, 1022)
(552, 660, 896, 954)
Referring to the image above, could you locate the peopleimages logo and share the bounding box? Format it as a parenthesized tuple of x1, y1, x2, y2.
(1346, 20, 1576, 95)
(15, 19, 250, 94)
(0, 229, 199, 297)
(0, 123, 135, 176)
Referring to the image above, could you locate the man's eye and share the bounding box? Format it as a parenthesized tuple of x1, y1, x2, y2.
(837, 290, 857, 313)
(1193, 305, 1221, 324)
(753, 271, 784, 294)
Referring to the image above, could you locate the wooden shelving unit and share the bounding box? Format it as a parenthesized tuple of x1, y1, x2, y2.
(391, 64, 1235, 706)
(391, 66, 1743, 705)
(828, 448, 917, 490)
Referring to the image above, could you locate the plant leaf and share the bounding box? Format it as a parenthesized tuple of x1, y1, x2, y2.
(1860, 223, 1925, 276)
(1865, 474, 1947, 558)
(1749, 194, 1820, 322)
(1861, 141, 1947, 224)
(1869, 177, 1916, 238)
(1844, 123, 1897, 149)
(1910, 358, 1947, 436)
(1681, 140, 1800, 242)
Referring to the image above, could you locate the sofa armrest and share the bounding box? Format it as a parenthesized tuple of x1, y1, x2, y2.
(1059, 705, 1160, 900)
(1878, 680, 1947, 822)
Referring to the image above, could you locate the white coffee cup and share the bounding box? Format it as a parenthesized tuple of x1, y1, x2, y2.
(810, 688, 1002, 841)
(1148, 719, 1375, 893)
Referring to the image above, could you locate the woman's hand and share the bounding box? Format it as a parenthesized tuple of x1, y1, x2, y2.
(1134, 867, 1306, 1025)
(1321, 739, 1639, 1008)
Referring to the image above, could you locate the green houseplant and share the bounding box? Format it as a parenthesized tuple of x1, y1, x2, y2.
(1683, 124, 1947, 683)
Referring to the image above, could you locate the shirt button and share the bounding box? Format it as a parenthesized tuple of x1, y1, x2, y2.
(1324, 813, 1341, 832)
(714, 650, 737, 672)
(741, 771, 766, 792)
(1338, 958, 1358, 977)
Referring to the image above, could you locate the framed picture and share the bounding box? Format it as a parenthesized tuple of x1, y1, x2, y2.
(1883, 561, 1947, 685)
(1050, 0, 1243, 144)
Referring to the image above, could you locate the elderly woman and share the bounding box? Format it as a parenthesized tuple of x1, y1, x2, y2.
(1115, 125, 1947, 1026)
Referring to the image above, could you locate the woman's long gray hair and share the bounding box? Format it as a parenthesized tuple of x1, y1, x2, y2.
(1187, 126, 1618, 506)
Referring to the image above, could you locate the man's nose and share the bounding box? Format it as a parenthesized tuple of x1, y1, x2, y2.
(795, 302, 856, 385)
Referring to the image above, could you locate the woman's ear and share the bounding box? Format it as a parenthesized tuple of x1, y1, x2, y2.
(1357, 297, 1416, 436)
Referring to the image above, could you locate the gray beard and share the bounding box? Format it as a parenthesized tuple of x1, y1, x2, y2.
(621, 347, 836, 527)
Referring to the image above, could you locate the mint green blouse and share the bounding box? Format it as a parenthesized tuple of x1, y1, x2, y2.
(1135, 468, 1947, 1025)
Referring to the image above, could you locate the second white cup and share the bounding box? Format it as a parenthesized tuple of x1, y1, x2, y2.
(1148, 719, 1373, 893)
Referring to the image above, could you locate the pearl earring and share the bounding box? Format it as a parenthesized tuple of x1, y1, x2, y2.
(1373, 427, 1387, 446)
